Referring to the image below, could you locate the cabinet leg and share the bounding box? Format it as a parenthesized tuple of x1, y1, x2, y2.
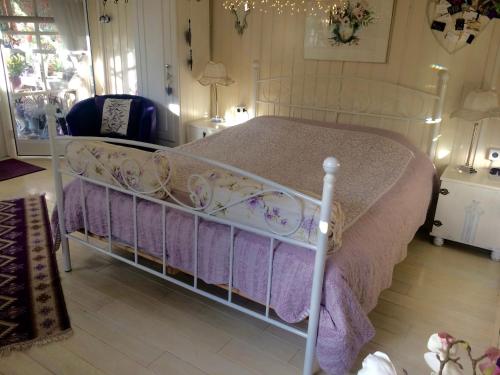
(491, 250, 500, 262)
(433, 237, 444, 247)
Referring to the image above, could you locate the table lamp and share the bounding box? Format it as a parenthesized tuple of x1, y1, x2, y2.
(452, 90, 500, 174)
(198, 62, 235, 123)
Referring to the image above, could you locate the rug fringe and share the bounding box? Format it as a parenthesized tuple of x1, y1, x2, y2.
(0, 328, 73, 357)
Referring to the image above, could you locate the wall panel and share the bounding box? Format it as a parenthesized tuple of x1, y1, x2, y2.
(212, 1, 500, 169)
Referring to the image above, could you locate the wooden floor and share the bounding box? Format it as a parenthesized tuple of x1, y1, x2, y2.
(1, 159, 499, 375)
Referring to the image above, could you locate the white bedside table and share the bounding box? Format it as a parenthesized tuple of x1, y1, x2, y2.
(431, 166, 500, 261)
(186, 118, 232, 143)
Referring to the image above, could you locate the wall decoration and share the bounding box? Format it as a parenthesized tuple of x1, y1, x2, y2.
(231, 4, 251, 35)
(304, 0, 395, 63)
(427, 0, 499, 54)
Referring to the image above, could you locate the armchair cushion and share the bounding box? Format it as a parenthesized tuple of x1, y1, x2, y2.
(98, 98, 134, 136)
(65, 94, 157, 144)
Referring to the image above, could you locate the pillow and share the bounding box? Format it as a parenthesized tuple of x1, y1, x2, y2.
(65, 140, 172, 200)
(189, 170, 344, 252)
(99, 98, 133, 136)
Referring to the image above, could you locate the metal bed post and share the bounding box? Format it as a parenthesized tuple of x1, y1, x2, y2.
(303, 157, 339, 375)
(47, 103, 72, 272)
(428, 67, 450, 160)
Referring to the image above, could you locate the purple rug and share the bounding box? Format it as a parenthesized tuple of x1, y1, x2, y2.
(0, 159, 45, 182)
(0, 195, 71, 356)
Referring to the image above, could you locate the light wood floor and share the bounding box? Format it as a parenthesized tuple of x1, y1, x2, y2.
(1, 159, 499, 375)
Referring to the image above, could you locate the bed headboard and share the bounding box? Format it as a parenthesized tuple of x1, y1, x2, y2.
(251, 61, 449, 160)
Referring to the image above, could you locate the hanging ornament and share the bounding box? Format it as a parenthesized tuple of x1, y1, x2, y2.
(222, 0, 350, 16)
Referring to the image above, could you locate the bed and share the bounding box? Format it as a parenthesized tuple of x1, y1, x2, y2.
(48, 63, 449, 375)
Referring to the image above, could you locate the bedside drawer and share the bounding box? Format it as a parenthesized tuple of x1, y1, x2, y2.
(186, 125, 218, 143)
(432, 180, 500, 251)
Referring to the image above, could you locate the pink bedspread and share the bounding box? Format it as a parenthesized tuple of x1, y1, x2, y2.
(55, 118, 435, 374)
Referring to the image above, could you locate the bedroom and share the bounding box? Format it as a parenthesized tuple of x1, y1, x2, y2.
(0, 0, 499, 374)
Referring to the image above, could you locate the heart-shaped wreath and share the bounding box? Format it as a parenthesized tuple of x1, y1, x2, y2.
(428, 0, 500, 54)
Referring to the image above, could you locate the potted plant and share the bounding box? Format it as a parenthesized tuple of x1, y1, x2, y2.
(6, 53, 27, 89)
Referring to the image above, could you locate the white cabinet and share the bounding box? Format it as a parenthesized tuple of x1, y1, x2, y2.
(186, 119, 232, 143)
(431, 166, 500, 261)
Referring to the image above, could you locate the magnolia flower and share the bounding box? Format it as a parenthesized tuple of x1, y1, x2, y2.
(357, 352, 397, 375)
(479, 347, 500, 375)
(424, 333, 464, 375)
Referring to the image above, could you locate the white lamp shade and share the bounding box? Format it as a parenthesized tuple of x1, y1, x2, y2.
(198, 61, 235, 86)
(452, 90, 500, 121)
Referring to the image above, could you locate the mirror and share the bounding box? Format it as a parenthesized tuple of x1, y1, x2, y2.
(231, 4, 250, 35)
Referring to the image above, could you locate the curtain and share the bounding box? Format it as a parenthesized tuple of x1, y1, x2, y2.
(49, 0, 87, 51)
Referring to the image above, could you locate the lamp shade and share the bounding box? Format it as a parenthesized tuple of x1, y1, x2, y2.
(451, 90, 500, 121)
(198, 62, 235, 86)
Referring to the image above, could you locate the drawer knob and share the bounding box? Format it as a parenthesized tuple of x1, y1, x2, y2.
(433, 220, 443, 227)
(439, 188, 449, 195)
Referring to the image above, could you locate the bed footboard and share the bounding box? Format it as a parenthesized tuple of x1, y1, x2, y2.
(46, 104, 338, 375)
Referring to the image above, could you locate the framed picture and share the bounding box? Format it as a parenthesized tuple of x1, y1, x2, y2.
(304, 0, 395, 63)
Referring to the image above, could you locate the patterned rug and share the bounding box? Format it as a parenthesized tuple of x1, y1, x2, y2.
(0, 195, 71, 356)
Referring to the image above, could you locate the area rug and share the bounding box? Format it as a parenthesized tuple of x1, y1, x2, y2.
(0, 159, 45, 182)
(0, 195, 71, 356)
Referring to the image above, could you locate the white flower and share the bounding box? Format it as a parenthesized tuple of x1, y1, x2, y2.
(424, 333, 464, 375)
(424, 352, 464, 375)
(427, 333, 457, 360)
(357, 352, 397, 375)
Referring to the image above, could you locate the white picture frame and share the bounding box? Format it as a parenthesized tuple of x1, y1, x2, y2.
(304, 0, 395, 63)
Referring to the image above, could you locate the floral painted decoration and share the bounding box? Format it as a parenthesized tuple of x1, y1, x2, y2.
(329, 1, 375, 45)
(189, 169, 345, 251)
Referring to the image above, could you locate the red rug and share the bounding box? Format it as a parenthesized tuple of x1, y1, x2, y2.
(0, 195, 71, 356)
(0, 159, 45, 182)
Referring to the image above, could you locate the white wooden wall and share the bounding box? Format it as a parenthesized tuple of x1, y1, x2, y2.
(212, 1, 500, 170)
(87, 0, 210, 146)
(87, 0, 137, 95)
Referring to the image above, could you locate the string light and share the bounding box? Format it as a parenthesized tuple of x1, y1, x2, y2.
(222, 0, 349, 16)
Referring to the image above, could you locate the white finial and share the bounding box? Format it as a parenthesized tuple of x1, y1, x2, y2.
(323, 157, 339, 174)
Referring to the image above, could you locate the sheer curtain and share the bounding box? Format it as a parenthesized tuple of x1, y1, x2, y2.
(49, 0, 87, 51)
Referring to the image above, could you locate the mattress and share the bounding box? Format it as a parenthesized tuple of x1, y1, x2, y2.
(54, 116, 435, 374)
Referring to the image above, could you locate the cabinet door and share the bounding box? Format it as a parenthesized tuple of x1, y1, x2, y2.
(432, 180, 500, 251)
(187, 126, 217, 142)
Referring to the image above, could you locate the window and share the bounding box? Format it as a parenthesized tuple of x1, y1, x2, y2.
(0, 0, 92, 142)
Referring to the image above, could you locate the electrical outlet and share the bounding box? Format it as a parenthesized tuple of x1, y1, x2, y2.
(487, 148, 500, 161)
(235, 106, 247, 114)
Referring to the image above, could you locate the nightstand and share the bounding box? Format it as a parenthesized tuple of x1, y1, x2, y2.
(186, 118, 232, 143)
(431, 166, 500, 261)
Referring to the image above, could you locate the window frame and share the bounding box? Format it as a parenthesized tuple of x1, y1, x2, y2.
(0, 0, 61, 91)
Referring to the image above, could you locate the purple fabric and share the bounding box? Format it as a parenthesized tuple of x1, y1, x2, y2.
(65, 95, 157, 143)
(56, 161, 433, 374)
(55, 120, 435, 374)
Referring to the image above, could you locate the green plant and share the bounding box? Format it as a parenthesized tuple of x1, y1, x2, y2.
(6, 53, 27, 78)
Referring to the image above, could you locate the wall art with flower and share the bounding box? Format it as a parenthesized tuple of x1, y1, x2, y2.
(304, 0, 395, 62)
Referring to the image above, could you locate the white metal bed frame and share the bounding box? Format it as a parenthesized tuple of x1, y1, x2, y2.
(48, 61, 449, 375)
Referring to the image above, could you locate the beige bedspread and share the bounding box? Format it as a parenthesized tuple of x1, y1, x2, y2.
(175, 116, 415, 230)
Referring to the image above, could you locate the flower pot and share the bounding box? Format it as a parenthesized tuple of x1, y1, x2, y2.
(9, 76, 21, 89)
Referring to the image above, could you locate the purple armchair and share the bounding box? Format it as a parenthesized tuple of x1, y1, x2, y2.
(65, 94, 157, 143)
